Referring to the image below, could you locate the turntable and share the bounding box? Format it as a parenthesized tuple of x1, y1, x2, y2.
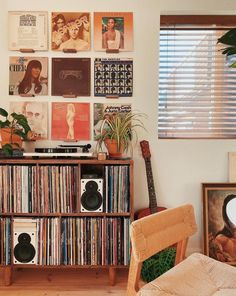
(23, 144, 93, 158)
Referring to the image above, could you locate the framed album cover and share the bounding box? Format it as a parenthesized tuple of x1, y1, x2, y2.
(51, 12, 90, 51)
(93, 103, 131, 138)
(203, 183, 236, 265)
(51, 102, 90, 141)
(9, 101, 48, 140)
(52, 58, 91, 96)
(8, 11, 48, 51)
(94, 58, 133, 97)
(94, 12, 133, 51)
(9, 56, 48, 96)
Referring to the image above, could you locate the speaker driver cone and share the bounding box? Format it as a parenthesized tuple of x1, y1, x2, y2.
(81, 191, 103, 211)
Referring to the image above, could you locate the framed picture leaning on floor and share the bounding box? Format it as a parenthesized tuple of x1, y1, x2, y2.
(202, 183, 236, 265)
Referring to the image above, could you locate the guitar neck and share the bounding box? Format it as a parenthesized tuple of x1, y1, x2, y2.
(144, 159, 158, 214)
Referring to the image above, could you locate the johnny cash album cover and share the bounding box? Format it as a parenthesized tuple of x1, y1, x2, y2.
(94, 58, 133, 97)
(51, 58, 91, 96)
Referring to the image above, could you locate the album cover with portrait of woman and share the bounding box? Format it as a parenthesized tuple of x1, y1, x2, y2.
(8, 11, 48, 51)
(94, 12, 133, 51)
(94, 58, 133, 97)
(9, 56, 48, 96)
(51, 102, 90, 141)
(51, 12, 90, 51)
(9, 101, 48, 140)
(51, 58, 91, 96)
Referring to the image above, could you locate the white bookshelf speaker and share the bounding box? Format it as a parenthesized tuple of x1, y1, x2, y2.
(13, 218, 37, 264)
(80, 178, 103, 212)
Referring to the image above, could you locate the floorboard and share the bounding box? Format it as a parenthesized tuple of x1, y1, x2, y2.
(0, 268, 128, 296)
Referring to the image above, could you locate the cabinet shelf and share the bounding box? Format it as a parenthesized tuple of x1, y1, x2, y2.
(1, 212, 131, 217)
(0, 158, 134, 286)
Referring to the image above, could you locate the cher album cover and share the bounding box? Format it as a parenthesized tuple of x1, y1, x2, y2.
(51, 102, 90, 141)
(51, 58, 91, 96)
(94, 12, 133, 51)
(51, 12, 90, 51)
(9, 56, 48, 96)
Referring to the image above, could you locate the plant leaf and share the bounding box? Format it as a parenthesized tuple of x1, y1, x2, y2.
(1, 143, 13, 156)
(218, 28, 236, 46)
(0, 108, 8, 117)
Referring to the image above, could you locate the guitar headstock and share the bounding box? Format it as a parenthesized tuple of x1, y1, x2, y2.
(140, 140, 151, 160)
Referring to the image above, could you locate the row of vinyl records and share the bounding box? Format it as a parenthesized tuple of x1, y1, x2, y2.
(0, 165, 130, 214)
(0, 217, 130, 266)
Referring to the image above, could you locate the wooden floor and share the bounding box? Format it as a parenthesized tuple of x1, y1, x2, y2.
(0, 268, 128, 296)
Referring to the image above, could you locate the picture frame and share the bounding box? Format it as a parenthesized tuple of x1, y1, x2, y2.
(94, 12, 133, 51)
(51, 12, 90, 51)
(228, 152, 236, 182)
(8, 11, 48, 51)
(202, 183, 236, 265)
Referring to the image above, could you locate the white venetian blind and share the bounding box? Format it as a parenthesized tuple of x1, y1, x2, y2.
(158, 15, 236, 139)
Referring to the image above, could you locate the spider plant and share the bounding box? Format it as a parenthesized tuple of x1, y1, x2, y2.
(96, 111, 146, 157)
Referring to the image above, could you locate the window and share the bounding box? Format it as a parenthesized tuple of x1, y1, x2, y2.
(158, 15, 236, 139)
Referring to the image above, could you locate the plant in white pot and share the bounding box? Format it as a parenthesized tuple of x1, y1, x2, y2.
(95, 111, 146, 158)
(0, 107, 33, 156)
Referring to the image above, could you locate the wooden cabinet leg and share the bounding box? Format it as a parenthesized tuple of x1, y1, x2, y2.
(109, 267, 116, 286)
(3, 266, 12, 286)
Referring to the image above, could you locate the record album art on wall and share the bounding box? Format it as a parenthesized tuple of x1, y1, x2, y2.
(94, 58, 133, 97)
(51, 12, 90, 51)
(51, 58, 91, 96)
(9, 56, 48, 96)
(93, 103, 131, 138)
(8, 11, 48, 51)
(94, 12, 133, 51)
(9, 101, 48, 139)
(51, 102, 90, 141)
(203, 183, 236, 265)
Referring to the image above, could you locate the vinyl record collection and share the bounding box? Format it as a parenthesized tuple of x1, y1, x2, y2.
(0, 217, 130, 266)
(105, 165, 130, 213)
(0, 165, 130, 214)
(0, 165, 79, 214)
(0, 218, 11, 265)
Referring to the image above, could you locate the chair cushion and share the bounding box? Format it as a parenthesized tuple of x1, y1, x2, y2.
(138, 253, 236, 296)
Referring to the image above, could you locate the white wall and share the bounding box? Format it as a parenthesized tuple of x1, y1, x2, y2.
(2, 0, 236, 253)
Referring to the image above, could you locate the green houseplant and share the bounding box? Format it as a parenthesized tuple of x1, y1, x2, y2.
(96, 111, 146, 158)
(0, 107, 32, 155)
(218, 28, 236, 67)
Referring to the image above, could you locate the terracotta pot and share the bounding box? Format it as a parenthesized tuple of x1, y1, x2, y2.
(104, 139, 124, 158)
(0, 127, 22, 149)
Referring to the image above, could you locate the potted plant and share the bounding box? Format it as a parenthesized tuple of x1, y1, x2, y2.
(0, 107, 32, 156)
(217, 29, 236, 67)
(95, 111, 146, 158)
